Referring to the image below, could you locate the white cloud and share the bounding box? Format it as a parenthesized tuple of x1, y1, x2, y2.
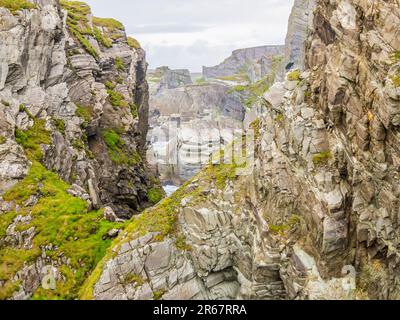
(85, 0, 294, 71)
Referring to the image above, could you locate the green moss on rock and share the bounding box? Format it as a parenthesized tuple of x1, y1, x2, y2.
(15, 119, 52, 161)
(92, 17, 124, 31)
(391, 74, 400, 87)
(147, 187, 164, 204)
(107, 88, 128, 108)
(127, 37, 141, 49)
(0, 0, 36, 14)
(0, 161, 126, 299)
(60, 1, 99, 59)
(93, 27, 112, 48)
(52, 118, 66, 135)
(287, 70, 301, 82)
(115, 57, 125, 71)
(102, 129, 141, 165)
(312, 151, 333, 165)
(75, 104, 92, 127)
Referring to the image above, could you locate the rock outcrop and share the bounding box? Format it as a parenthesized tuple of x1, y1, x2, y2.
(282, 0, 316, 72)
(147, 83, 245, 184)
(87, 0, 400, 300)
(0, 0, 162, 300)
(148, 66, 193, 95)
(203, 45, 284, 80)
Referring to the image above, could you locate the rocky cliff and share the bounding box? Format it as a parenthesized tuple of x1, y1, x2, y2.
(0, 0, 162, 299)
(282, 0, 316, 72)
(147, 83, 245, 185)
(85, 0, 400, 300)
(148, 66, 193, 95)
(203, 45, 284, 80)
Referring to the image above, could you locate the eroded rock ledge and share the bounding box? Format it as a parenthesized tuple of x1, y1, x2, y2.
(87, 0, 400, 300)
(0, 0, 161, 299)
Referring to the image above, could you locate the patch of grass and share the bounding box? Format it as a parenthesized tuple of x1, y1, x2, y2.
(122, 273, 146, 287)
(75, 104, 92, 127)
(61, 1, 99, 59)
(0, 0, 36, 14)
(230, 85, 247, 92)
(105, 81, 116, 90)
(250, 118, 261, 140)
(127, 37, 141, 49)
(15, 119, 52, 161)
(153, 289, 166, 300)
(72, 138, 85, 150)
(269, 224, 289, 236)
(288, 70, 301, 82)
(19, 104, 33, 119)
(392, 50, 400, 63)
(204, 163, 239, 190)
(275, 114, 284, 122)
(130, 103, 138, 119)
(147, 187, 164, 204)
(92, 17, 124, 31)
(391, 74, 400, 87)
(217, 73, 249, 83)
(107, 89, 128, 108)
(80, 172, 209, 299)
(312, 151, 333, 165)
(0, 135, 6, 144)
(102, 129, 140, 165)
(356, 260, 388, 300)
(52, 118, 66, 135)
(1, 160, 126, 300)
(115, 57, 125, 71)
(93, 27, 112, 48)
(175, 234, 192, 251)
(69, 26, 99, 59)
(195, 78, 206, 85)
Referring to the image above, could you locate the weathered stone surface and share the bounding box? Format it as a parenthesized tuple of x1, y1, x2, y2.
(0, 0, 162, 299)
(203, 45, 284, 80)
(147, 83, 245, 184)
(92, 0, 400, 301)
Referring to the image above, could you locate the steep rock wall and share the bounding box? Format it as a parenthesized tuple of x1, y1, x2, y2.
(203, 45, 284, 80)
(87, 0, 400, 300)
(0, 0, 161, 299)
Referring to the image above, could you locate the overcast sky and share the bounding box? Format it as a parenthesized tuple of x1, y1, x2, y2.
(85, 0, 294, 72)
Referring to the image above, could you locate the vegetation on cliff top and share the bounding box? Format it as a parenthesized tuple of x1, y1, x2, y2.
(127, 37, 141, 49)
(92, 17, 124, 31)
(102, 129, 141, 165)
(61, 1, 139, 58)
(0, 0, 36, 14)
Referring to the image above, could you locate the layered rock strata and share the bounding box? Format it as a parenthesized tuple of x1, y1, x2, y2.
(88, 0, 400, 300)
(0, 0, 161, 299)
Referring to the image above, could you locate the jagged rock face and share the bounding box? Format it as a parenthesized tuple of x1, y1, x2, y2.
(148, 66, 193, 94)
(147, 83, 245, 184)
(203, 45, 284, 79)
(0, 1, 158, 218)
(0, 0, 162, 299)
(89, 0, 400, 300)
(282, 0, 316, 72)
